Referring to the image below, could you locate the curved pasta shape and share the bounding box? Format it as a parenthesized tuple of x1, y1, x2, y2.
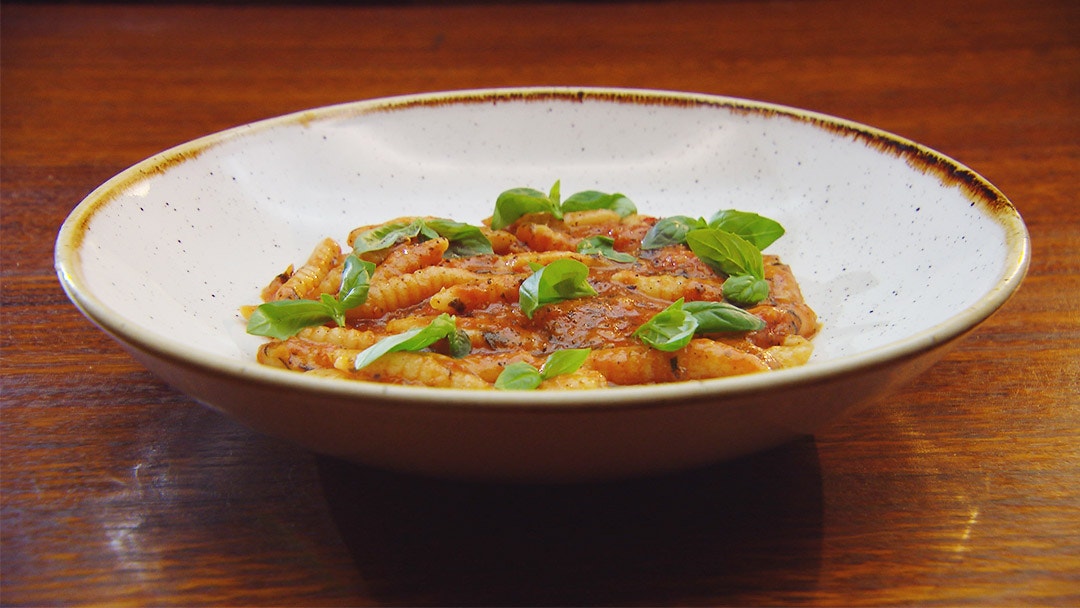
(498, 250, 596, 272)
(562, 209, 623, 230)
(339, 351, 491, 389)
(258, 338, 361, 372)
(515, 222, 576, 252)
(348, 266, 477, 320)
(481, 226, 525, 255)
(456, 352, 543, 383)
(676, 339, 771, 379)
(585, 345, 684, 385)
(586, 339, 768, 385)
(260, 265, 294, 301)
(766, 335, 814, 369)
(428, 274, 523, 314)
(248, 206, 816, 389)
(273, 237, 341, 301)
(375, 237, 449, 278)
(538, 368, 609, 390)
(312, 265, 343, 299)
(296, 325, 380, 350)
(610, 270, 725, 302)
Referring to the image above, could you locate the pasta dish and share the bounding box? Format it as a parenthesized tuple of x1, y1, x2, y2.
(242, 183, 817, 389)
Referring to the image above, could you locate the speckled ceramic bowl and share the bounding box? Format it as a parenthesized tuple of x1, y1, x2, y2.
(55, 88, 1029, 481)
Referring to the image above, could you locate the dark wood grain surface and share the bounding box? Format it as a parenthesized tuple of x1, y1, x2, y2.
(3, 1, 1078, 605)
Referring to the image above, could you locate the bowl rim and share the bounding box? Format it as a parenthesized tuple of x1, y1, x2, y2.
(54, 86, 1031, 411)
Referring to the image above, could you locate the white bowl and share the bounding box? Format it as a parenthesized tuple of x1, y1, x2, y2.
(55, 88, 1029, 482)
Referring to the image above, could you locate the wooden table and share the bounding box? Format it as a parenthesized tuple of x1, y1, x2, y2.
(3, 1, 1077, 605)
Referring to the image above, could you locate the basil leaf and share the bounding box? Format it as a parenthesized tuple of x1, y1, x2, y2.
(352, 217, 493, 257)
(247, 253, 376, 339)
(494, 348, 592, 390)
(353, 313, 458, 370)
(518, 258, 597, 319)
(352, 218, 425, 254)
(494, 361, 543, 390)
(685, 228, 765, 279)
(562, 190, 637, 217)
(681, 300, 766, 332)
(709, 210, 785, 251)
(423, 218, 494, 257)
(491, 187, 562, 230)
(548, 179, 561, 207)
(576, 235, 636, 263)
(246, 299, 335, 340)
(640, 215, 707, 249)
(633, 299, 698, 351)
(337, 255, 376, 311)
(722, 274, 771, 307)
(447, 328, 472, 359)
(539, 348, 591, 378)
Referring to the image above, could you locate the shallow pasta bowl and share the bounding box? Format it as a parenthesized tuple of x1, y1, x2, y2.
(55, 87, 1029, 482)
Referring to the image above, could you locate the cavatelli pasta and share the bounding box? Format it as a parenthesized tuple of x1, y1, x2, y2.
(245, 195, 817, 389)
(515, 222, 577, 252)
(609, 270, 726, 302)
(348, 266, 476, 320)
(272, 238, 340, 301)
(338, 351, 491, 389)
(428, 274, 524, 314)
(374, 237, 449, 278)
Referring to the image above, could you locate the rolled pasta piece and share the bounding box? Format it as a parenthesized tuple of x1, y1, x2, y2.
(428, 274, 524, 314)
(374, 237, 449, 278)
(562, 209, 623, 230)
(312, 264, 343, 299)
(515, 222, 577, 252)
(336, 351, 491, 389)
(765, 335, 814, 369)
(481, 227, 525, 255)
(457, 352, 543, 383)
(348, 266, 477, 320)
(587, 339, 768, 385)
(538, 368, 609, 390)
(585, 344, 685, 385)
(272, 238, 341, 301)
(610, 270, 726, 302)
(676, 339, 770, 379)
(296, 325, 380, 350)
(258, 338, 361, 372)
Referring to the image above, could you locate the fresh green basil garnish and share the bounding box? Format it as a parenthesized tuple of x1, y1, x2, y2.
(681, 300, 767, 332)
(490, 182, 563, 230)
(353, 313, 465, 370)
(246, 254, 376, 340)
(642, 209, 780, 307)
(494, 348, 592, 390)
(491, 181, 638, 230)
(684, 227, 769, 306)
(708, 209, 785, 251)
(576, 235, 636, 263)
(518, 258, 597, 319)
(633, 299, 698, 351)
(246, 300, 341, 341)
(561, 190, 637, 217)
(685, 228, 765, 280)
(334, 254, 377, 319)
(640, 215, 708, 249)
(352, 217, 492, 258)
(422, 218, 493, 257)
(634, 298, 765, 351)
(445, 325, 473, 359)
(720, 274, 771, 308)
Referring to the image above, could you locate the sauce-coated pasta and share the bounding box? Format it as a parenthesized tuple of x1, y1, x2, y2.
(243, 200, 818, 390)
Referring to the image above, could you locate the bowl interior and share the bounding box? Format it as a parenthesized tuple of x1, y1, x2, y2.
(57, 88, 1028, 399)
